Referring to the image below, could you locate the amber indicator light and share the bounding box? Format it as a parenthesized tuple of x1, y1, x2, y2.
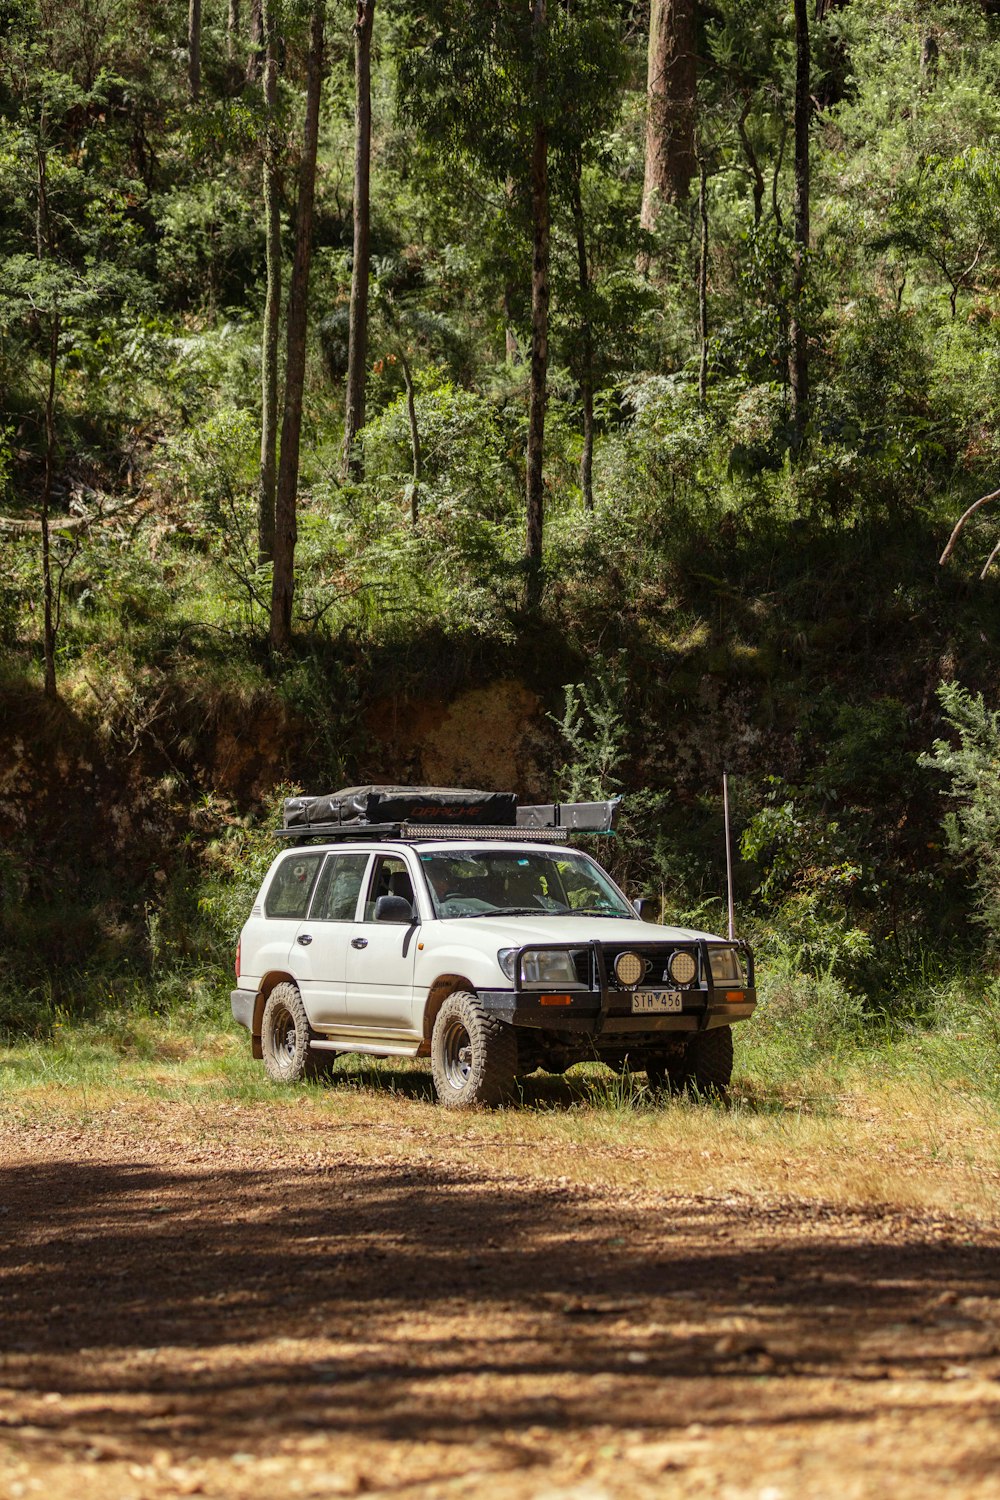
(725, 990, 745, 1002)
(539, 994, 573, 1006)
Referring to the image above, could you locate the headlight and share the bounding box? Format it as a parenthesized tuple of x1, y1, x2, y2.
(520, 950, 579, 986)
(498, 948, 517, 982)
(709, 948, 743, 984)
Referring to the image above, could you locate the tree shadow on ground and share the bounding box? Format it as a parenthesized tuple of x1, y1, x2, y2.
(1, 1151, 998, 1468)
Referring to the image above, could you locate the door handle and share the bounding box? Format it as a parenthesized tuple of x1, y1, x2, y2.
(351, 936, 368, 950)
(297, 934, 313, 946)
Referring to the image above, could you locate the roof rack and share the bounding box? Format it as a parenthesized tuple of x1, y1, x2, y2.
(275, 785, 621, 844)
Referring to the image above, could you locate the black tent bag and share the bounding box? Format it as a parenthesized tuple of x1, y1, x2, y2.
(283, 785, 517, 829)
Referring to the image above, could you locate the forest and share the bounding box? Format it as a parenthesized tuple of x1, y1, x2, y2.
(1, 0, 1000, 1091)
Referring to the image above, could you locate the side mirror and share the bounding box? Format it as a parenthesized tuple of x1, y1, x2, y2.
(374, 894, 415, 924)
(633, 897, 656, 922)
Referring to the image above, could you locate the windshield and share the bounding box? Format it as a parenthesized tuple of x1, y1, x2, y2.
(419, 848, 633, 919)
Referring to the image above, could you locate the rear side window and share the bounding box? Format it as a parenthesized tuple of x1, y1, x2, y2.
(309, 852, 370, 922)
(264, 853, 324, 919)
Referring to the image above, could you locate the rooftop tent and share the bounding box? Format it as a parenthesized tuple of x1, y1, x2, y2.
(283, 786, 519, 830)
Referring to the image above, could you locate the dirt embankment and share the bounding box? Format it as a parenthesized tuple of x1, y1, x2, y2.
(1, 1108, 998, 1500)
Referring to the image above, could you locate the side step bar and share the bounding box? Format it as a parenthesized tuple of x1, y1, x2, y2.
(309, 1038, 421, 1058)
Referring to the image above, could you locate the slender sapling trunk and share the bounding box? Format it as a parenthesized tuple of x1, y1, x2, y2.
(342, 0, 375, 481)
(188, 0, 201, 100)
(525, 0, 549, 607)
(570, 150, 594, 511)
(257, 0, 281, 566)
(789, 0, 810, 455)
(698, 157, 709, 406)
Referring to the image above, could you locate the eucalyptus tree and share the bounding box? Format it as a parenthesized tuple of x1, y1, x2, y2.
(269, 0, 326, 653)
(547, 1, 627, 508)
(342, 0, 376, 481)
(788, 0, 810, 452)
(396, 0, 624, 592)
(397, 0, 555, 600)
(257, 0, 283, 566)
(189, 0, 202, 99)
(639, 0, 697, 247)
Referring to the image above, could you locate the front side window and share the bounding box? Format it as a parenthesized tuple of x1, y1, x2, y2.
(264, 852, 324, 919)
(309, 852, 370, 922)
(419, 849, 632, 919)
(363, 855, 415, 921)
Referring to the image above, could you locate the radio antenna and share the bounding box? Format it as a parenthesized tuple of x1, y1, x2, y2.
(723, 771, 736, 941)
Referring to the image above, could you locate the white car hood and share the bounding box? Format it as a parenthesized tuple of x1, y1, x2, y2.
(438, 914, 728, 947)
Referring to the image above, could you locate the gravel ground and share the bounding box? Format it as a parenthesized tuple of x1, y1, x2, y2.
(1, 1104, 999, 1500)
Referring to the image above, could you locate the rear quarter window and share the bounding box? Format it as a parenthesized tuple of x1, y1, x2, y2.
(264, 853, 324, 919)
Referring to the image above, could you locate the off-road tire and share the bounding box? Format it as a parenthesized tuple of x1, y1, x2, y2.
(685, 1025, 733, 1101)
(261, 982, 320, 1084)
(645, 1054, 686, 1097)
(648, 1026, 733, 1103)
(430, 991, 517, 1109)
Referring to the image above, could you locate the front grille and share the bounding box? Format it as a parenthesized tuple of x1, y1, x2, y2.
(600, 943, 700, 990)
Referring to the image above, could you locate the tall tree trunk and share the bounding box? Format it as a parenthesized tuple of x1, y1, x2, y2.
(36, 125, 58, 699)
(698, 157, 709, 406)
(269, 0, 324, 654)
(188, 0, 201, 101)
(342, 0, 375, 481)
(789, 0, 810, 455)
(246, 0, 263, 82)
(638, 0, 697, 259)
(227, 0, 240, 59)
(569, 150, 594, 511)
(41, 313, 58, 701)
(503, 177, 520, 362)
(525, 0, 549, 607)
(257, 0, 281, 567)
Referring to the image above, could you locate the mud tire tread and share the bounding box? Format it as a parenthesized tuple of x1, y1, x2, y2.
(430, 990, 517, 1109)
(261, 981, 322, 1084)
(647, 1027, 733, 1103)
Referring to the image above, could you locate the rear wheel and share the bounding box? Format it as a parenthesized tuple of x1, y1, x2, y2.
(261, 982, 320, 1084)
(431, 991, 517, 1109)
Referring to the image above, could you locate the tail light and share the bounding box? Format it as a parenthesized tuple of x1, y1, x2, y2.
(235, 939, 241, 980)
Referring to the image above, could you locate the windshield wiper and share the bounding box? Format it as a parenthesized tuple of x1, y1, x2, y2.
(457, 906, 563, 918)
(569, 908, 630, 918)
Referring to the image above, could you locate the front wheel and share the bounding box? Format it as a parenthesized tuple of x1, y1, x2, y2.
(647, 1026, 733, 1103)
(430, 991, 517, 1109)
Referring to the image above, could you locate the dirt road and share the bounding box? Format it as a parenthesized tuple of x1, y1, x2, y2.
(1, 1100, 998, 1500)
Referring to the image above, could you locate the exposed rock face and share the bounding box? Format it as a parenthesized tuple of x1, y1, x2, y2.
(364, 679, 552, 796)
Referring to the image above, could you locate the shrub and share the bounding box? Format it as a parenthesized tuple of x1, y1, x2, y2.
(920, 680, 1000, 956)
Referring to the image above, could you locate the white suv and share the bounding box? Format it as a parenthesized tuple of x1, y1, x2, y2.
(231, 791, 755, 1107)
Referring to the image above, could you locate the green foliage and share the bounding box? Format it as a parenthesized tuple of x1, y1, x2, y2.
(551, 671, 627, 803)
(921, 681, 1000, 953)
(741, 782, 875, 982)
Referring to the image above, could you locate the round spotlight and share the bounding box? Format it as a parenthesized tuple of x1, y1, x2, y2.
(668, 950, 697, 986)
(615, 951, 645, 987)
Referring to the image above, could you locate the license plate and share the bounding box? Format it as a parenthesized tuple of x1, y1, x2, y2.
(631, 990, 683, 1014)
